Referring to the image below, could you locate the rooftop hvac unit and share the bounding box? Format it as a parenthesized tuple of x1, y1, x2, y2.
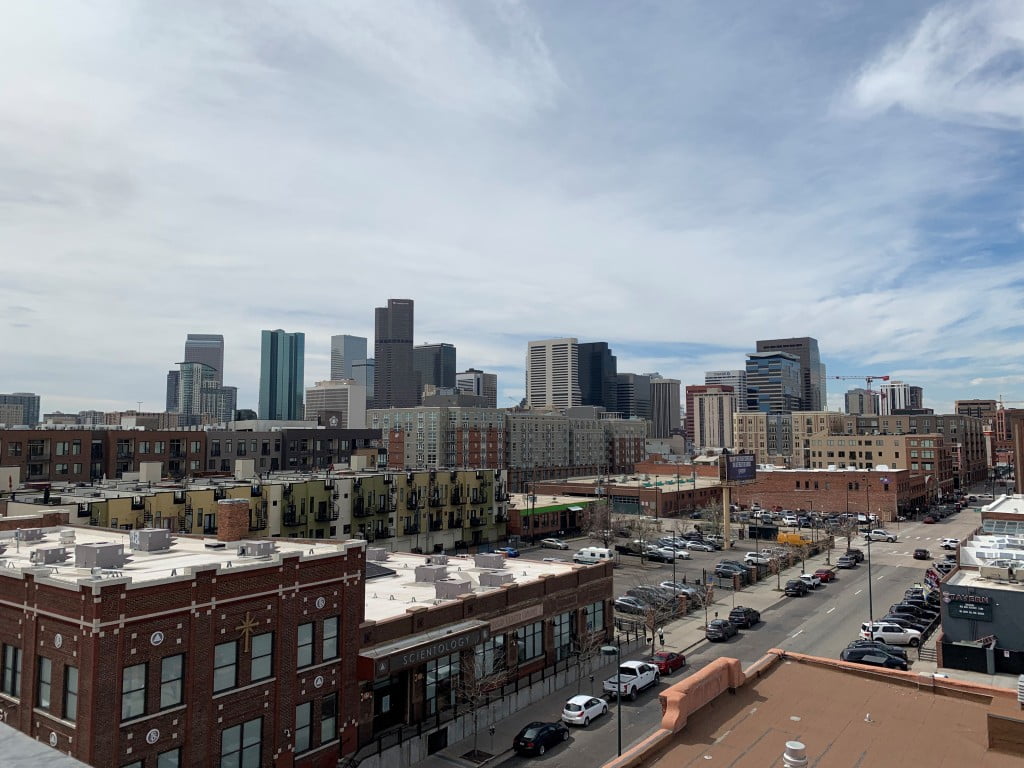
(30, 545, 69, 565)
(425, 554, 448, 566)
(15, 528, 44, 542)
(237, 541, 276, 559)
(365, 547, 388, 562)
(75, 542, 128, 570)
(435, 578, 473, 600)
(415, 564, 449, 582)
(473, 553, 505, 570)
(59, 529, 77, 545)
(130, 528, 173, 552)
(480, 570, 514, 587)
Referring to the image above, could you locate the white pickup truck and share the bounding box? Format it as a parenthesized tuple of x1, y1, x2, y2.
(602, 661, 660, 700)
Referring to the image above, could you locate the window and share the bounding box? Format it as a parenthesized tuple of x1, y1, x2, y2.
(553, 612, 573, 661)
(322, 617, 338, 661)
(295, 701, 312, 754)
(56, 441, 69, 456)
(251, 633, 273, 681)
(64, 666, 78, 721)
(585, 601, 605, 633)
(161, 654, 184, 708)
(139, 441, 150, 455)
(297, 623, 314, 668)
(474, 636, 506, 678)
(220, 716, 261, 768)
(320, 693, 337, 743)
(37, 657, 52, 710)
(515, 621, 544, 663)
(73, 463, 82, 475)
(71, 440, 81, 455)
(7, 442, 21, 456)
(121, 663, 147, 720)
(123, 762, 143, 768)
(213, 642, 237, 693)
(56, 463, 69, 475)
(157, 749, 180, 768)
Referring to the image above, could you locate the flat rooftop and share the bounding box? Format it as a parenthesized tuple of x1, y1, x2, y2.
(362, 550, 580, 623)
(0, 527, 352, 588)
(646, 654, 1022, 767)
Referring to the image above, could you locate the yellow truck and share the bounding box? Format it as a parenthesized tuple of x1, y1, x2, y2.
(777, 532, 812, 546)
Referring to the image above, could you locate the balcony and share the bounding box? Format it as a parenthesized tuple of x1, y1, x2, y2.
(315, 507, 340, 523)
(429, 519, 443, 531)
(428, 494, 442, 508)
(375, 530, 394, 540)
(403, 523, 420, 536)
(469, 517, 484, 528)
(406, 497, 419, 511)
(169, 449, 186, 459)
(495, 512, 509, 523)
(450, 493, 465, 505)
(353, 500, 373, 519)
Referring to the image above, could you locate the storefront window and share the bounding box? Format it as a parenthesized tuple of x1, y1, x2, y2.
(553, 612, 574, 661)
(516, 621, 544, 664)
(585, 601, 605, 633)
(474, 635, 506, 678)
(424, 653, 460, 716)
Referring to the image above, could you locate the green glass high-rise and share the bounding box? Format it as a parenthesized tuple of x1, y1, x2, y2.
(259, 329, 305, 420)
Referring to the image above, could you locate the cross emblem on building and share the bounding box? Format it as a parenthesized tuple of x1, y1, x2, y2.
(235, 611, 259, 653)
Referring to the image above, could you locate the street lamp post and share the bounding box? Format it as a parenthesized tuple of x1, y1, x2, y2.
(866, 536, 875, 639)
(601, 644, 622, 756)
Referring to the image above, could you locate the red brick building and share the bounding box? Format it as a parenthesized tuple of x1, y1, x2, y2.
(0, 501, 364, 767)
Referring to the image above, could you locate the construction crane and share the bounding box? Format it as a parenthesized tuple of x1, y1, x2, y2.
(832, 375, 890, 413)
(997, 396, 1024, 409)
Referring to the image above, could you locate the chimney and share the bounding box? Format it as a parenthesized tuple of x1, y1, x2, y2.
(782, 741, 807, 767)
(216, 498, 251, 542)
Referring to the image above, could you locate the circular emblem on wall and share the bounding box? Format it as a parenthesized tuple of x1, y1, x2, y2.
(49, 732, 58, 747)
(315, 597, 326, 610)
(146, 728, 160, 745)
(329, 416, 339, 427)
(150, 631, 165, 646)
(53, 634, 63, 649)
(314, 675, 325, 689)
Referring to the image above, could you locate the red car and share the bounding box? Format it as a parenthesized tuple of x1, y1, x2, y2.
(814, 567, 836, 583)
(923, 515, 937, 524)
(651, 651, 686, 674)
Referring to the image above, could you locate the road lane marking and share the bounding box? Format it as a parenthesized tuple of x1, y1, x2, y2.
(792, 630, 803, 638)
(855, 589, 863, 595)
(876, 575, 885, 580)
(826, 607, 836, 614)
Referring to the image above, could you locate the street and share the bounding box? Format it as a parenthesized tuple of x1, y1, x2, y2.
(493, 509, 979, 768)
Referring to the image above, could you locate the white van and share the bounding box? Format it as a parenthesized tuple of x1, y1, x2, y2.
(573, 547, 616, 565)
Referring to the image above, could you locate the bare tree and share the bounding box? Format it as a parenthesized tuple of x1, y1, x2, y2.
(573, 628, 608, 695)
(630, 515, 663, 564)
(583, 499, 616, 548)
(456, 656, 516, 762)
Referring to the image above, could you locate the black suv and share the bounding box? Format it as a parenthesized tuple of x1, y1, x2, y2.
(840, 646, 909, 671)
(844, 548, 865, 563)
(784, 579, 809, 596)
(728, 606, 761, 628)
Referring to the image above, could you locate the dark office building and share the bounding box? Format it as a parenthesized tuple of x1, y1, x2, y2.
(578, 342, 618, 413)
(616, 373, 651, 420)
(258, 329, 305, 421)
(755, 336, 826, 411)
(413, 342, 456, 401)
(373, 299, 416, 409)
(184, 333, 225, 384)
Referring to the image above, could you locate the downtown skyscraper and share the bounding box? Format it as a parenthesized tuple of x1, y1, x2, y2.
(755, 336, 826, 410)
(258, 329, 305, 420)
(183, 334, 225, 384)
(373, 299, 416, 409)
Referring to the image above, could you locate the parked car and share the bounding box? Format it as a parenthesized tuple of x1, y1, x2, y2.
(922, 516, 937, 524)
(720, 559, 749, 570)
(706, 618, 739, 641)
(860, 622, 922, 646)
(912, 548, 930, 560)
(889, 603, 936, 622)
(497, 546, 520, 558)
(686, 540, 715, 552)
(644, 546, 677, 563)
(744, 552, 773, 566)
(799, 573, 822, 589)
(651, 651, 687, 674)
(727, 606, 761, 628)
(704, 534, 726, 549)
(626, 587, 676, 607)
(941, 538, 959, 550)
(845, 548, 865, 562)
(840, 647, 909, 671)
(846, 638, 909, 660)
(880, 614, 930, 633)
(835, 555, 857, 569)
(714, 563, 746, 579)
(603, 661, 660, 700)
(540, 538, 569, 550)
(934, 560, 955, 575)
(614, 596, 648, 615)
(513, 721, 569, 756)
(561, 695, 608, 727)
(813, 567, 836, 583)
(784, 579, 809, 596)
(782, 514, 799, 526)
(659, 581, 700, 598)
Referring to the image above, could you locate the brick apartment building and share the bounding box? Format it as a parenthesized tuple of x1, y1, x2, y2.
(0, 501, 365, 768)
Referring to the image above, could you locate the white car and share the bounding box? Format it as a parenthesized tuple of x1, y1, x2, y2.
(865, 529, 897, 543)
(686, 541, 714, 552)
(782, 515, 799, 526)
(562, 694, 608, 726)
(940, 538, 959, 550)
(540, 538, 569, 550)
(744, 552, 773, 566)
(799, 573, 822, 589)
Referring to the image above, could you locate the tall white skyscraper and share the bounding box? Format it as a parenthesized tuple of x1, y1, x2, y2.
(304, 380, 367, 428)
(692, 386, 737, 450)
(879, 380, 914, 415)
(526, 338, 581, 411)
(705, 370, 747, 410)
(330, 335, 368, 381)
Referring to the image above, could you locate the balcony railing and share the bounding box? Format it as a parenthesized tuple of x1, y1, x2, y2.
(403, 524, 420, 536)
(429, 519, 443, 531)
(470, 517, 484, 527)
(428, 494, 442, 508)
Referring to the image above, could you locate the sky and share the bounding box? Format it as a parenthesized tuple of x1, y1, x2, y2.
(3, 1, 1024, 416)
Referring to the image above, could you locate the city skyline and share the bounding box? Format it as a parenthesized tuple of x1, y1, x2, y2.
(4, 3, 1024, 415)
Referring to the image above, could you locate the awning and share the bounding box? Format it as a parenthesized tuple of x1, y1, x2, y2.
(358, 619, 489, 679)
(567, 505, 583, 512)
